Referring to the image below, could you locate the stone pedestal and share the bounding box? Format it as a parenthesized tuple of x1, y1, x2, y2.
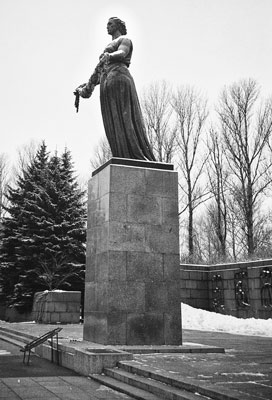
(84, 158, 182, 345)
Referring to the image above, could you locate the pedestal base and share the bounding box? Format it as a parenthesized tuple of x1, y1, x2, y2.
(84, 159, 182, 345)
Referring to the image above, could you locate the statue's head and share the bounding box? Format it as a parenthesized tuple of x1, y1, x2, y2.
(108, 17, 127, 35)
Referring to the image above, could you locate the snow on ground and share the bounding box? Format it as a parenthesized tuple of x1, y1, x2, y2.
(182, 303, 272, 337)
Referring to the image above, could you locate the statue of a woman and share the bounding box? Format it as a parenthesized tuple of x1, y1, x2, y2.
(75, 17, 156, 161)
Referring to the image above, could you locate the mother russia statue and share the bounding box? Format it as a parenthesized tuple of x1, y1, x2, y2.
(75, 17, 156, 162)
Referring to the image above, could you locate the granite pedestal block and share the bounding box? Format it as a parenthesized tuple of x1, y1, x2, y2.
(84, 158, 182, 345)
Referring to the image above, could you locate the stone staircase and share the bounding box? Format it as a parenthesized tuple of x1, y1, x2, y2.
(90, 360, 237, 400)
(0, 325, 34, 348)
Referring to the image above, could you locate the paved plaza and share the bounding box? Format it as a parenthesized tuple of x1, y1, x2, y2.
(0, 322, 271, 399)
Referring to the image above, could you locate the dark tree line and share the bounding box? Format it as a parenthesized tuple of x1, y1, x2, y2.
(0, 142, 86, 311)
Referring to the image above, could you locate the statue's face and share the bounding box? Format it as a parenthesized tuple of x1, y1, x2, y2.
(107, 19, 118, 35)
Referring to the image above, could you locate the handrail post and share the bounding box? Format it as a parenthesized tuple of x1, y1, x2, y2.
(51, 333, 54, 363)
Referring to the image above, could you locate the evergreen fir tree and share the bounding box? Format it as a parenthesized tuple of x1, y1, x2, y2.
(0, 143, 86, 312)
(0, 142, 49, 310)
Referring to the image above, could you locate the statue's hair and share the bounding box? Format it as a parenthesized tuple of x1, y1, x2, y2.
(109, 17, 127, 35)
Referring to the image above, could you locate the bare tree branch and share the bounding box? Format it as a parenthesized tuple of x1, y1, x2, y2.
(172, 85, 209, 259)
(141, 81, 177, 163)
(217, 78, 272, 256)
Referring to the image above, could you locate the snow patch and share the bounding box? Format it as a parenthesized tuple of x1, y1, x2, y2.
(182, 303, 272, 337)
(221, 372, 266, 377)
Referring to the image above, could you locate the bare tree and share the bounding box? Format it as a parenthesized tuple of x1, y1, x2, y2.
(218, 78, 272, 256)
(193, 213, 220, 263)
(12, 140, 38, 180)
(206, 127, 228, 259)
(172, 85, 209, 260)
(253, 210, 272, 258)
(226, 197, 246, 260)
(0, 153, 9, 221)
(90, 137, 112, 170)
(141, 81, 177, 163)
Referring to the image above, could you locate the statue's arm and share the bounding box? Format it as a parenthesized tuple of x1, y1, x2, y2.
(75, 38, 131, 99)
(101, 38, 131, 63)
(75, 60, 104, 98)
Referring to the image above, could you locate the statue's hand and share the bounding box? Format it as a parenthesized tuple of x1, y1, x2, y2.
(75, 84, 94, 99)
(100, 52, 110, 64)
(77, 86, 90, 98)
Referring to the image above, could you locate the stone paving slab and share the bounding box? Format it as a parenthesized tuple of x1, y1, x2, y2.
(0, 376, 135, 399)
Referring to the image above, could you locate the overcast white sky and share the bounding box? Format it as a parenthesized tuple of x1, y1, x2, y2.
(1, 0, 272, 180)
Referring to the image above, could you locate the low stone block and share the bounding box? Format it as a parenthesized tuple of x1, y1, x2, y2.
(49, 312, 60, 323)
(46, 302, 55, 312)
(54, 302, 67, 313)
(67, 303, 80, 313)
(44, 292, 54, 302)
(59, 312, 75, 323)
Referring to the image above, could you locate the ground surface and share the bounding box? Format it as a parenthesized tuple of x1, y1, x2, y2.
(0, 321, 272, 399)
(0, 339, 134, 400)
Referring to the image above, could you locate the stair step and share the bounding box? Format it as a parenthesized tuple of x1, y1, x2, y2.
(0, 330, 30, 345)
(103, 368, 210, 400)
(90, 374, 161, 400)
(118, 361, 213, 398)
(0, 328, 38, 353)
(117, 361, 260, 400)
(0, 334, 27, 349)
(0, 326, 34, 341)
